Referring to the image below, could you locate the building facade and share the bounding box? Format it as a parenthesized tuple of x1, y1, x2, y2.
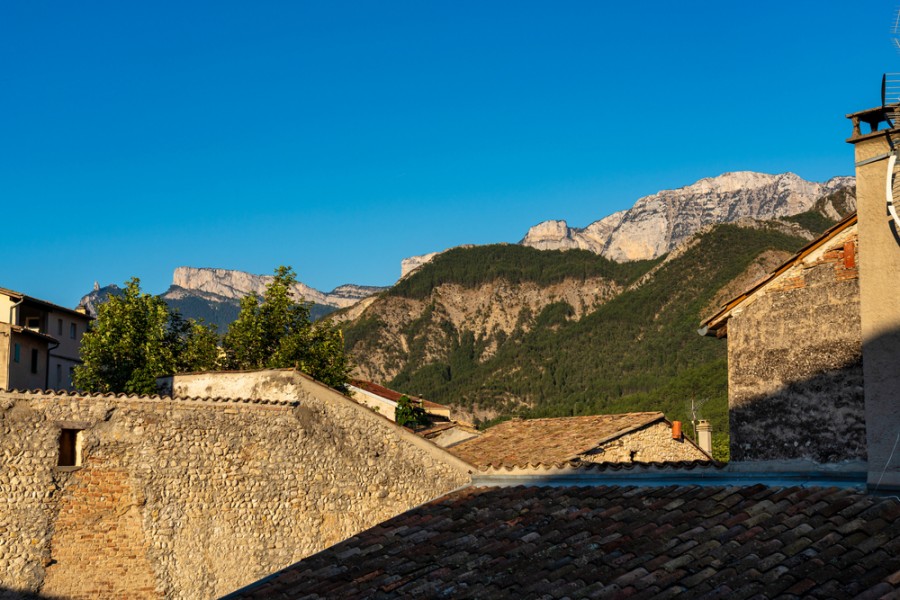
(700, 216, 864, 464)
(0, 288, 91, 391)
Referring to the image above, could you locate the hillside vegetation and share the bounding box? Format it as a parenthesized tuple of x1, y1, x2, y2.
(389, 244, 658, 299)
(343, 222, 823, 460)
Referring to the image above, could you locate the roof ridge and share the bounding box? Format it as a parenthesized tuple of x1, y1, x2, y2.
(3, 388, 299, 406)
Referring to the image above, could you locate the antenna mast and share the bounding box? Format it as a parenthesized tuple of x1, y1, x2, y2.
(687, 396, 708, 441)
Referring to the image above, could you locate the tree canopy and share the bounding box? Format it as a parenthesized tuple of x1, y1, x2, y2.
(73, 278, 218, 394)
(221, 266, 352, 390)
(75, 268, 352, 395)
(395, 395, 431, 429)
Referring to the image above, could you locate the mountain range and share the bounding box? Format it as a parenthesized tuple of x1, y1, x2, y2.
(335, 173, 857, 458)
(78, 268, 386, 329)
(399, 172, 854, 275)
(74, 170, 858, 457)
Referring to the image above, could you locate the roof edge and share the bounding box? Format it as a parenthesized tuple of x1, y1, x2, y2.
(700, 212, 858, 334)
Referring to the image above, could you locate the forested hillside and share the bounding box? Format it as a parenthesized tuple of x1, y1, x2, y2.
(342, 221, 824, 460)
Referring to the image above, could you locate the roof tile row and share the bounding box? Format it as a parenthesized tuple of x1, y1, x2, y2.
(226, 484, 900, 599)
(3, 388, 299, 406)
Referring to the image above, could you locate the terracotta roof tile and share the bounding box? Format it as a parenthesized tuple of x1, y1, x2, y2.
(225, 484, 900, 599)
(449, 412, 671, 468)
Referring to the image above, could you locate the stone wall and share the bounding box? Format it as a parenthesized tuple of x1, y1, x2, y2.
(727, 227, 865, 463)
(581, 421, 709, 463)
(0, 377, 471, 598)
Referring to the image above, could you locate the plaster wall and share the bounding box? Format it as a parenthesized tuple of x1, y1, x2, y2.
(0, 326, 9, 391)
(581, 421, 709, 463)
(852, 131, 900, 488)
(48, 311, 86, 365)
(48, 356, 77, 391)
(0, 385, 471, 599)
(0, 296, 14, 324)
(7, 332, 46, 391)
(347, 385, 398, 421)
(726, 228, 864, 463)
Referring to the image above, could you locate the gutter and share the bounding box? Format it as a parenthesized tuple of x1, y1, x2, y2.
(9, 296, 23, 325)
(471, 468, 867, 490)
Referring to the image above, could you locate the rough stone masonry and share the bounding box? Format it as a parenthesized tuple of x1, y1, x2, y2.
(0, 375, 471, 599)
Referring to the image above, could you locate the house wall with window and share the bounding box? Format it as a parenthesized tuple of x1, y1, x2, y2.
(47, 315, 85, 390)
(0, 288, 90, 391)
(0, 323, 49, 391)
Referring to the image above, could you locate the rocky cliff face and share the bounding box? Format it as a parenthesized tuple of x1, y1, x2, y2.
(170, 267, 384, 309)
(400, 245, 475, 279)
(520, 172, 855, 261)
(77, 283, 122, 317)
(344, 277, 622, 385)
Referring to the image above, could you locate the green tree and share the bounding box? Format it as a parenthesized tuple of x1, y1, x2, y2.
(74, 278, 217, 394)
(395, 395, 431, 429)
(221, 266, 352, 390)
(170, 314, 220, 374)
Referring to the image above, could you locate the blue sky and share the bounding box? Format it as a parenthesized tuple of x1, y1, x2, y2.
(1, 1, 893, 306)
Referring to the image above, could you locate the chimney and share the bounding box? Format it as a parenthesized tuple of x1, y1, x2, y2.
(697, 420, 712, 455)
(671, 420, 682, 440)
(847, 104, 900, 490)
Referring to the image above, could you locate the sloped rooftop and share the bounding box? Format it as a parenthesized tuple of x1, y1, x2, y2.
(226, 483, 900, 599)
(449, 412, 669, 469)
(349, 379, 450, 415)
(700, 212, 858, 337)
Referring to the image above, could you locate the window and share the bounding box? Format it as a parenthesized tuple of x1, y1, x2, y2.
(56, 364, 62, 387)
(25, 317, 40, 331)
(30, 349, 39, 374)
(58, 319, 63, 335)
(70, 323, 77, 339)
(13, 343, 20, 363)
(58, 429, 83, 467)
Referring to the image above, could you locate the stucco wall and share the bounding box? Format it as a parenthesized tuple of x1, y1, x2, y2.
(581, 421, 709, 463)
(347, 385, 398, 421)
(853, 129, 900, 488)
(726, 228, 864, 463)
(7, 331, 46, 391)
(0, 296, 14, 324)
(0, 325, 9, 391)
(0, 384, 471, 599)
(48, 311, 87, 366)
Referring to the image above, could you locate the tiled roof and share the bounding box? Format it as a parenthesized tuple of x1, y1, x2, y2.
(226, 484, 900, 599)
(449, 412, 667, 469)
(349, 379, 448, 413)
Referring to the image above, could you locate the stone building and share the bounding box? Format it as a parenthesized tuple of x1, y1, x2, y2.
(449, 412, 711, 470)
(0, 371, 471, 599)
(700, 215, 864, 464)
(696, 102, 900, 491)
